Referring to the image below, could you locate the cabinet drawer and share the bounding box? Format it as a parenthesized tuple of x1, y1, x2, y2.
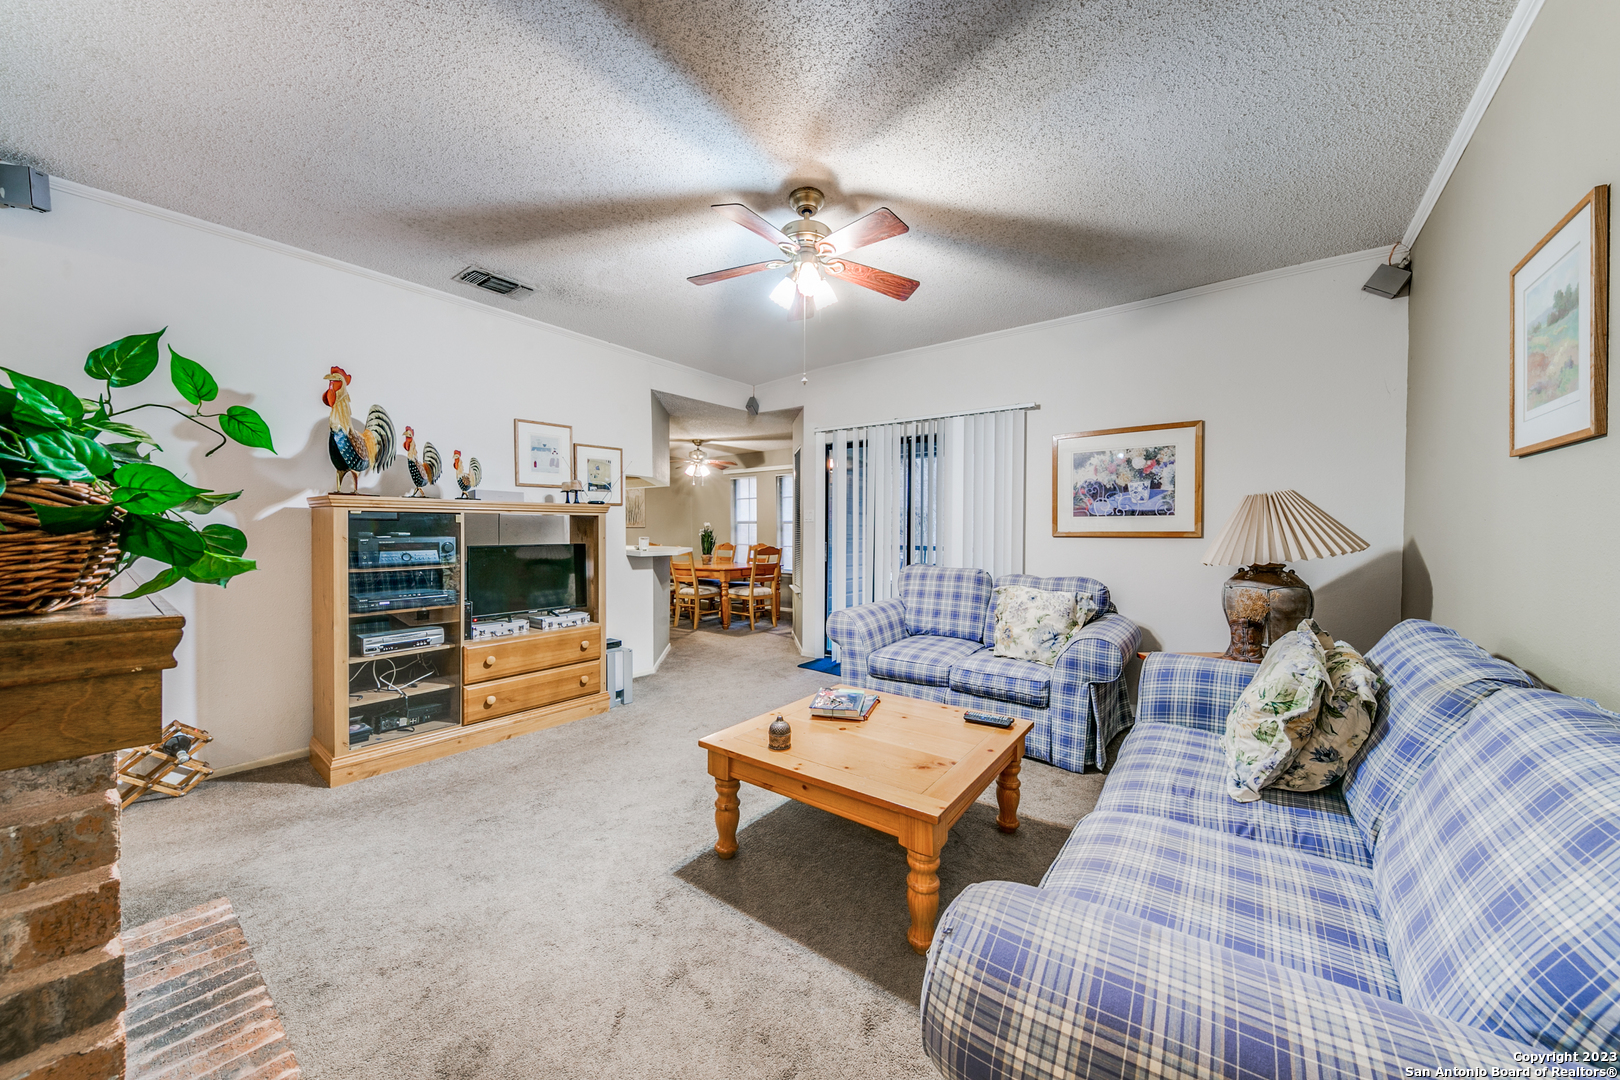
(464, 625, 602, 683)
(463, 660, 600, 723)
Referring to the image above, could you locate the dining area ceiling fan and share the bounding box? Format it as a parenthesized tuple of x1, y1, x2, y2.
(687, 187, 920, 319)
(682, 440, 736, 484)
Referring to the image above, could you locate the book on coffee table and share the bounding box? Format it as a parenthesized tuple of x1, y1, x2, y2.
(809, 686, 880, 720)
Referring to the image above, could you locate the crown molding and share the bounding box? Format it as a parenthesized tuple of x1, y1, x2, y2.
(1402, 0, 1546, 247)
(46, 178, 744, 387)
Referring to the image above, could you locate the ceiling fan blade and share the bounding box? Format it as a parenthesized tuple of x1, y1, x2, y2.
(827, 260, 920, 301)
(687, 261, 781, 286)
(712, 203, 787, 248)
(824, 208, 909, 254)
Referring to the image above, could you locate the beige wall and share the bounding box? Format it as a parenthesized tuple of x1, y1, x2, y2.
(765, 251, 1410, 659)
(1405, 0, 1619, 704)
(634, 468, 792, 553)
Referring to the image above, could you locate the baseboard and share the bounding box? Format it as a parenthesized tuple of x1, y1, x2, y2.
(209, 748, 308, 778)
(636, 643, 672, 678)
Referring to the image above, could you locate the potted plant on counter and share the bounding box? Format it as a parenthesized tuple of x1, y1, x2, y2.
(0, 329, 276, 615)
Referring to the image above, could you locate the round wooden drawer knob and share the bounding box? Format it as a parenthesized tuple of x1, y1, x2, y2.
(484, 695, 497, 707)
(483, 656, 496, 668)
(580, 640, 589, 651)
(579, 675, 589, 686)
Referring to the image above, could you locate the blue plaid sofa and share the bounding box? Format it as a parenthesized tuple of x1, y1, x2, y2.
(825, 565, 1140, 772)
(922, 619, 1620, 1078)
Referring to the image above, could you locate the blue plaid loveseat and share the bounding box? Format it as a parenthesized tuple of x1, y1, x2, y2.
(922, 619, 1620, 1078)
(825, 565, 1140, 772)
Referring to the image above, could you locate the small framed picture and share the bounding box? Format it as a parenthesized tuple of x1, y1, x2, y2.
(625, 488, 646, 528)
(1510, 185, 1609, 457)
(1052, 421, 1204, 537)
(514, 419, 572, 488)
(574, 443, 622, 505)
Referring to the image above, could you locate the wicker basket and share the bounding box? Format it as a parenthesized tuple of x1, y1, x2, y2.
(0, 479, 123, 616)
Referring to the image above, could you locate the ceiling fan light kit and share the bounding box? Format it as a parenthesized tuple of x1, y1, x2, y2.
(687, 186, 919, 318)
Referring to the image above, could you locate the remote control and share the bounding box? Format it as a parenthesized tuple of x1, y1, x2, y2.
(963, 711, 1015, 728)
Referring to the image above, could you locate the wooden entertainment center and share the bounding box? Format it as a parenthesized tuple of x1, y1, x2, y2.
(308, 495, 609, 786)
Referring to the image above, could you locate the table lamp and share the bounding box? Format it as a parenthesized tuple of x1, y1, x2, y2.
(1202, 490, 1367, 662)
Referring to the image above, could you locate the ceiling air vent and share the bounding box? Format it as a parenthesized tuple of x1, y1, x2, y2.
(455, 266, 534, 298)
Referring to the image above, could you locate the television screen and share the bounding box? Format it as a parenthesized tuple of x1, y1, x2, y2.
(467, 544, 586, 620)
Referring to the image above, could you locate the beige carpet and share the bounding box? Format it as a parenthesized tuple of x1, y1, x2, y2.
(122, 617, 1107, 1079)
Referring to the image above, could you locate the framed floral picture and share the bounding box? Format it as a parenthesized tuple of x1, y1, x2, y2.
(514, 419, 572, 488)
(1510, 185, 1609, 457)
(1052, 421, 1204, 537)
(574, 443, 622, 505)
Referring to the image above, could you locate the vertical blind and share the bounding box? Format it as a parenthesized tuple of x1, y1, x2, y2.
(822, 405, 1029, 636)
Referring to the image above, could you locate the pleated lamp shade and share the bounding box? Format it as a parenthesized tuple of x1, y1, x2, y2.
(1202, 490, 1368, 567)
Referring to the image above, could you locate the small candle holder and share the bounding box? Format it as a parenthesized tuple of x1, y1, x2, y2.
(768, 714, 791, 751)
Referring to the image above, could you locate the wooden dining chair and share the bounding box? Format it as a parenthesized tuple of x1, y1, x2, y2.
(671, 552, 721, 628)
(701, 542, 735, 589)
(728, 546, 781, 629)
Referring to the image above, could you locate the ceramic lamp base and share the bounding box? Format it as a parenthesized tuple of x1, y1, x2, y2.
(1221, 564, 1313, 661)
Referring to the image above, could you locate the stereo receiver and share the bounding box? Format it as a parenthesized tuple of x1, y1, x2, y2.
(354, 534, 457, 568)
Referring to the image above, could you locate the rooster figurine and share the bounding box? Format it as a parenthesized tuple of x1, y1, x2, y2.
(453, 450, 482, 500)
(401, 426, 442, 498)
(323, 367, 395, 494)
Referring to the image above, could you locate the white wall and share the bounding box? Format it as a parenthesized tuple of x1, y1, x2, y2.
(0, 181, 747, 771)
(763, 251, 1410, 662)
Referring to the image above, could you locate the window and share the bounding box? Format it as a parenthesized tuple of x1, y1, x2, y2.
(732, 476, 757, 548)
(776, 473, 794, 572)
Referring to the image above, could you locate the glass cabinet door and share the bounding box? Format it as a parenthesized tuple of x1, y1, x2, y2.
(345, 511, 463, 750)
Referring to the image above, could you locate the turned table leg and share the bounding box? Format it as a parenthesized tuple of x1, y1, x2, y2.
(713, 777, 740, 858)
(996, 756, 1022, 834)
(906, 848, 941, 954)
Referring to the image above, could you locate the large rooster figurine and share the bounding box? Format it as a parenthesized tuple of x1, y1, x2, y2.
(323, 367, 395, 494)
(402, 426, 442, 498)
(453, 450, 482, 500)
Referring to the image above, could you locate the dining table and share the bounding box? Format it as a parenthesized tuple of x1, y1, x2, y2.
(693, 559, 777, 628)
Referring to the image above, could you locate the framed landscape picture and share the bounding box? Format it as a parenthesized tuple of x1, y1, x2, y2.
(574, 443, 622, 505)
(1510, 185, 1609, 457)
(514, 419, 572, 488)
(1052, 420, 1204, 537)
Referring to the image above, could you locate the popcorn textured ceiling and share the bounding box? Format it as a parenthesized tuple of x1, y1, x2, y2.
(0, 0, 1515, 381)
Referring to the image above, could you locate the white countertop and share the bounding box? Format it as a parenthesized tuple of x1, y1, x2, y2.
(625, 545, 693, 557)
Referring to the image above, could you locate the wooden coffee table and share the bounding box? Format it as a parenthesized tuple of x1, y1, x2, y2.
(699, 692, 1032, 954)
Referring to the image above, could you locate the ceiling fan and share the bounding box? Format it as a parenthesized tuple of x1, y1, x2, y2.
(681, 440, 737, 484)
(687, 186, 920, 319)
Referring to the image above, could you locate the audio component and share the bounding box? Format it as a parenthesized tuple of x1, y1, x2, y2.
(352, 624, 445, 656)
(0, 164, 50, 212)
(354, 534, 457, 568)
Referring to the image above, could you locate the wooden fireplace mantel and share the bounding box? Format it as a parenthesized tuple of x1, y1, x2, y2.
(0, 595, 186, 771)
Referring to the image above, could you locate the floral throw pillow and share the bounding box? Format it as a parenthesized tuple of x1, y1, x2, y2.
(1222, 622, 1329, 802)
(1274, 625, 1381, 792)
(991, 585, 1099, 667)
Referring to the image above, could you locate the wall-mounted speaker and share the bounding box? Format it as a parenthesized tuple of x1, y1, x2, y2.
(1362, 262, 1411, 299)
(0, 165, 50, 212)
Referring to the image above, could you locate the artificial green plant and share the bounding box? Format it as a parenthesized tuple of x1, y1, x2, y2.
(0, 329, 276, 598)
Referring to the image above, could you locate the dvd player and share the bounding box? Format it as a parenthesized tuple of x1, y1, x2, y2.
(353, 625, 445, 656)
(351, 589, 458, 613)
